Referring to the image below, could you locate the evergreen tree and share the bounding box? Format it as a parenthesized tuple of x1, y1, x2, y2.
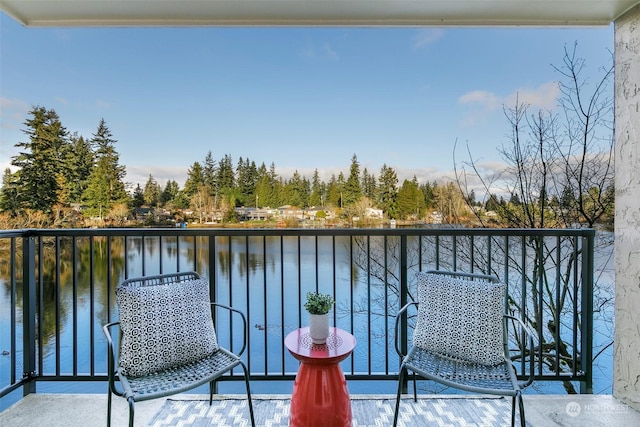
(183, 162, 204, 198)
(337, 173, 346, 208)
(82, 119, 128, 216)
(397, 178, 425, 219)
(203, 151, 217, 194)
(361, 168, 377, 201)
(268, 163, 281, 206)
(272, 177, 286, 207)
(172, 190, 191, 210)
(236, 157, 258, 206)
(160, 180, 180, 207)
(301, 176, 311, 207)
(420, 181, 437, 209)
(0, 168, 19, 213)
(66, 133, 94, 204)
(55, 172, 71, 206)
(326, 174, 341, 207)
(268, 162, 278, 183)
(10, 106, 69, 212)
(255, 163, 273, 208)
(343, 154, 362, 206)
(310, 169, 324, 206)
(378, 164, 398, 218)
(143, 174, 161, 207)
(216, 154, 235, 194)
(284, 171, 309, 207)
(131, 184, 145, 208)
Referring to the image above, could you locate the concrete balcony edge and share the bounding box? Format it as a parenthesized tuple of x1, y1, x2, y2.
(1, 393, 639, 426)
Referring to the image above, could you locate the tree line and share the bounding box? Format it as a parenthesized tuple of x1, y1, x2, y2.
(1, 109, 612, 229)
(0, 107, 469, 227)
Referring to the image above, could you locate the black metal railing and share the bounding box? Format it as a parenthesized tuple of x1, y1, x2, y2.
(0, 227, 595, 404)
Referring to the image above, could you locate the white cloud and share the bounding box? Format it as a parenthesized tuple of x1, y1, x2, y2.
(457, 99, 496, 127)
(412, 29, 444, 49)
(449, 159, 515, 201)
(504, 81, 560, 110)
(458, 81, 561, 126)
(459, 82, 560, 111)
(458, 90, 502, 111)
(125, 165, 190, 188)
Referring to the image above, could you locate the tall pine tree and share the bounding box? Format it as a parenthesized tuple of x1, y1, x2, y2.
(0, 168, 20, 213)
(82, 119, 128, 217)
(10, 106, 69, 213)
(361, 167, 377, 201)
(66, 133, 95, 204)
(343, 154, 362, 206)
(183, 162, 204, 198)
(160, 180, 181, 207)
(203, 151, 217, 195)
(378, 164, 398, 218)
(216, 154, 235, 194)
(310, 169, 324, 207)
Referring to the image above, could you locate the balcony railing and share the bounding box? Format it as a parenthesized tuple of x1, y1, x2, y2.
(0, 227, 595, 406)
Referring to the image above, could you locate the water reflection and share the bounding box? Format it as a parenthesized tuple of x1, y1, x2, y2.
(1, 232, 614, 395)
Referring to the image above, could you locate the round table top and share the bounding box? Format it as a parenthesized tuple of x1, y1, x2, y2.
(285, 327, 356, 364)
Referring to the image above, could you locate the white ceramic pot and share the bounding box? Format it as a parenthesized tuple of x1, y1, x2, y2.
(308, 313, 330, 344)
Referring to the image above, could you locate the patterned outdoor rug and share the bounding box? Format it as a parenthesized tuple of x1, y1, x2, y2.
(148, 396, 523, 426)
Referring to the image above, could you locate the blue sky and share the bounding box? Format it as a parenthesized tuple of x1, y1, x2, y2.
(0, 12, 613, 190)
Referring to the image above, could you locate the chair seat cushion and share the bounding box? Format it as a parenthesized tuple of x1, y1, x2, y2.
(116, 278, 219, 377)
(413, 272, 506, 366)
(404, 346, 517, 393)
(120, 348, 240, 401)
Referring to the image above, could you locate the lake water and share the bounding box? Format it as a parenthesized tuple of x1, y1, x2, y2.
(0, 231, 616, 408)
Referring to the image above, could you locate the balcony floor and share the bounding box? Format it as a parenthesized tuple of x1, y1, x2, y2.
(1, 393, 639, 426)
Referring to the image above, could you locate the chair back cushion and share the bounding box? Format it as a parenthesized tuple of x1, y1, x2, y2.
(413, 272, 506, 366)
(116, 277, 219, 377)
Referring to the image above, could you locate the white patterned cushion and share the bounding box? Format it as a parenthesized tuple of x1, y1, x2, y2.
(413, 272, 506, 366)
(116, 278, 219, 377)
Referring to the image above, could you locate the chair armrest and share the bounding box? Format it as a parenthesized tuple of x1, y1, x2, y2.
(102, 322, 125, 397)
(212, 302, 249, 356)
(102, 322, 119, 373)
(394, 301, 418, 358)
(504, 314, 538, 387)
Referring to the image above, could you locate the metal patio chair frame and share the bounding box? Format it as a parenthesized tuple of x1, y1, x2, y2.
(103, 271, 255, 427)
(393, 270, 537, 427)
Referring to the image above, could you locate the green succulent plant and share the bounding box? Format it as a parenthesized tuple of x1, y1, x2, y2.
(304, 291, 335, 315)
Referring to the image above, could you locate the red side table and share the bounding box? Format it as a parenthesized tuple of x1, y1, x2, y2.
(285, 327, 357, 427)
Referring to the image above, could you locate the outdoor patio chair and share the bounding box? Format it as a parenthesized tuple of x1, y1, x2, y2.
(393, 270, 537, 427)
(103, 271, 255, 427)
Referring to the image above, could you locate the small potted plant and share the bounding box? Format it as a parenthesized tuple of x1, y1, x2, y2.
(304, 291, 335, 344)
